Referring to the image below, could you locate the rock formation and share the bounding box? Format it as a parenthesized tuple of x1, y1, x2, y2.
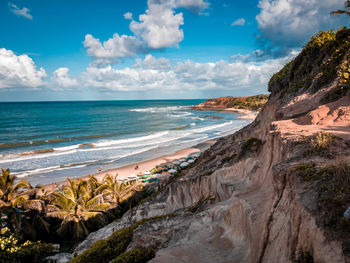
(61, 28, 350, 263)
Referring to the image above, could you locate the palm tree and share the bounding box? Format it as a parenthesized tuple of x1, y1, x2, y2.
(47, 178, 111, 240)
(0, 168, 31, 208)
(331, 1, 350, 16)
(100, 174, 140, 205)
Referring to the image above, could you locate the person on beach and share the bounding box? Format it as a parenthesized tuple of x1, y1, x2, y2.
(135, 164, 139, 170)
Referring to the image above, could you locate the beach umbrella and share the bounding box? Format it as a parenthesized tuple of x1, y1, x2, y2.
(187, 159, 195, 164)
(180, 162, 189, 168)
(168, 169, 177, 174)
(127, 175, 138, 182)
(149, 178, 159, 183)
(179, 158, 186, 162)
(172, 161, 180, 165)
(144, 171, 151, 175)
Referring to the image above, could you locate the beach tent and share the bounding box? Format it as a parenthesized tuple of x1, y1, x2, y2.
(168, 169, 177, 174)
(180, 162, 189, 168)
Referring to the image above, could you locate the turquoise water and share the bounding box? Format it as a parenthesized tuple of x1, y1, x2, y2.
(0, 100, 250, 185)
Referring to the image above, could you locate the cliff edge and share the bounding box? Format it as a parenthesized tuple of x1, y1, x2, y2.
(68, 28, 350, 263)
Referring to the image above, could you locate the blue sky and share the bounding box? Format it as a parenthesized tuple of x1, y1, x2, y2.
(0, 0, 347, 101)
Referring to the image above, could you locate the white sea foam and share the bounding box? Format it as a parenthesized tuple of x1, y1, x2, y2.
(192, 121, 233, 133)
(129, 106, 188, 113)
(94, 131, 169, 147)
(53, 145, 80, 152)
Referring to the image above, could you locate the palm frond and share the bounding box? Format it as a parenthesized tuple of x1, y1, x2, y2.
(47, 210, 69, 219)
(14, 179, 31, 191)
(11, 195, 29, 207)
(331, 10, 350, 16)
(93, 203, 111, 211)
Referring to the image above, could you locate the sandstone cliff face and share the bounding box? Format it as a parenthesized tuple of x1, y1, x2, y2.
(66, 29, 350, 263)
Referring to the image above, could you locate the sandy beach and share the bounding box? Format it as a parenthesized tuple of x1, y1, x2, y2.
(192, 106, 258, 121)
(43, 140, 216, 191)
(223, 108, 258, 120)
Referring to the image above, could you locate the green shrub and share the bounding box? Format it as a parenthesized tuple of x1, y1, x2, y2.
(110, 248, 155, 263)
(223, 94, 268, 111)
(241, 137, 263, 155)
(293, 162, 350, 240)
(305, 132, 336, 158)
(293, 162, 317, 181)
(268, 28, 350, 95)
(70, 214, 176, 263)
(0, 227, 53, 263)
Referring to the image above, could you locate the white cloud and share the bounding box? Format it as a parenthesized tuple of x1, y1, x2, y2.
(231, 18, 246, 26)
(9, 3, 32, 20)
(256, 0, 346, 56)
(84, 0, 209, 65)
(136, 54, 171, 70)
(51, 68, 78, 88)
(173, 0, 209, 13)
(83, 33, 147, 65)
(123, 12, 133, 20)
(83, 51, 298, 93)
(0, 48, 46, 89)
(129, 3, 184, 49)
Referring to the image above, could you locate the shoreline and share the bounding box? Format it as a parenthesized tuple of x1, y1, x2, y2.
(41, 108, 255, 191)
(43, 140, 216, 191)
(192, 106, 258, 121)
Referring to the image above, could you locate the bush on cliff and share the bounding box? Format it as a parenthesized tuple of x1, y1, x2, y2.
(269, 28, 350, 100)
(110, 248, 155, 263)
(70, 214, 176, 263)
(0, 227, 54, 263)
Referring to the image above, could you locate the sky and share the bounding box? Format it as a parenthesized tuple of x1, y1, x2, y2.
(0, 0, 348, 101)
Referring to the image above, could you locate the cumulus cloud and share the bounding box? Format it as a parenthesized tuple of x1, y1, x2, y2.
(136, 54, 172, 70)
(255, 0, 347, 57)
(123, 12, 133, 20)
(83, 51, 297, 93)
(84, 0, 209, 65)
(0, 48, 46, 89)
(129, 3, 184, 49)
(83, 33, 148, 65)
(231, 18, 246, 26)
(51, 68, 78, 88)
(9, 3, 32, 20)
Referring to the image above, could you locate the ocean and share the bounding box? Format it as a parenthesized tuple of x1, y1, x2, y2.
(0, 100, 250, 185)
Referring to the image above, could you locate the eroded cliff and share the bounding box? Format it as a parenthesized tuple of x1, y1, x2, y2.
(64, 28, 350, 263)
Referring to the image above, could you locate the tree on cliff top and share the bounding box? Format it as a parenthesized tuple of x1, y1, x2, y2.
(331, 0, 350, 16)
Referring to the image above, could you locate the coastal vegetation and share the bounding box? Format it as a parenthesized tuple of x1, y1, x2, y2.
(195, 94, 269, 111)
(269, 27, 350, 101)
(0, 168, 149, 262)
(293, 161, 350, 239)
(70, 215, 176, 263)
